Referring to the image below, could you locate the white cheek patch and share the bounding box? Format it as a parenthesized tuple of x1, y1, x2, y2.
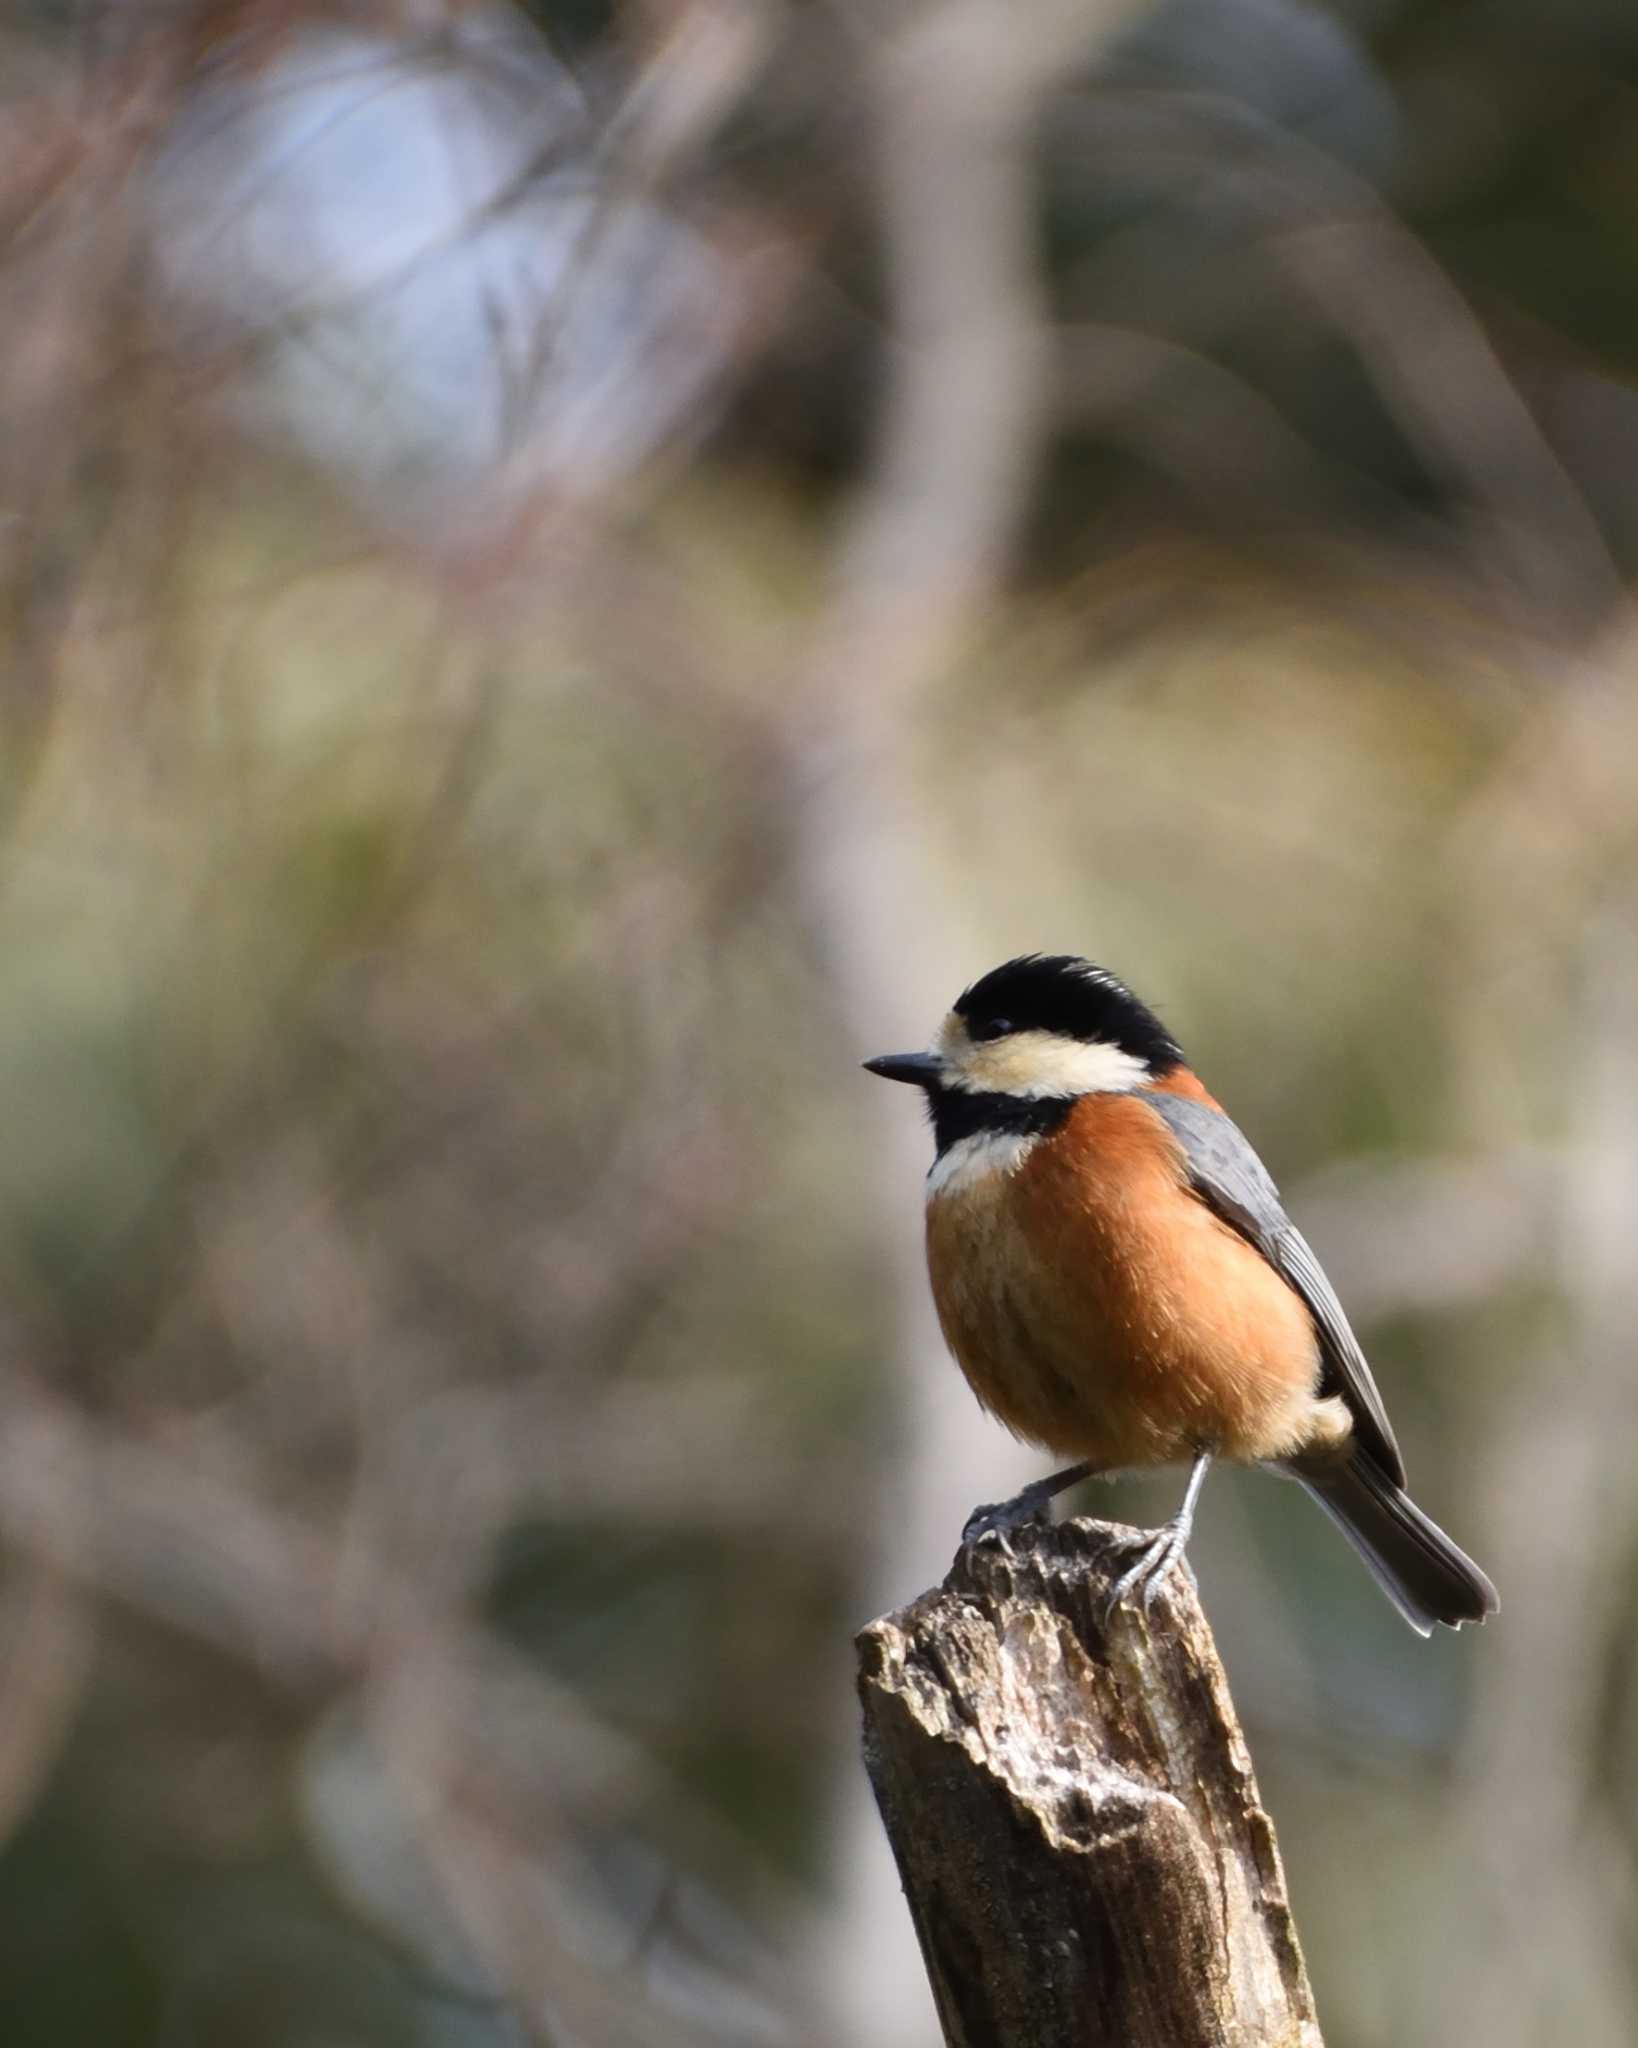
(934, 1014, 972, 1063)
(926, 1129, 1041, 1200)
(950, 1028, 1149, 1099)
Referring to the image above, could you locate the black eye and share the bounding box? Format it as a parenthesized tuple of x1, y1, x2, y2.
(969, 1016, 1014, 1043)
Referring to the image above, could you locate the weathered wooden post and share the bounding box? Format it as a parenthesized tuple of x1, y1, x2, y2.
(857, 1516, 1323, 2048)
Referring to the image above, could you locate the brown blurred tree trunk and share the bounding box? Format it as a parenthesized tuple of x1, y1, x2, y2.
(856, 1519, 1323, 2048)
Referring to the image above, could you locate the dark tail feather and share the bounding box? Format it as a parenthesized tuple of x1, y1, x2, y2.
(1293, 1454, 1498, 1636)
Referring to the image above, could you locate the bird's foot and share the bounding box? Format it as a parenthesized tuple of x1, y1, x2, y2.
(961, 1461, 1095, 1549)
(1102, 1448, 1214, 1623)
(1104, 1515, 1195, 1621)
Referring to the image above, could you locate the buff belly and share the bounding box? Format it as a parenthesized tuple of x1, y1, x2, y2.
(923, 1100, 1335, 1470)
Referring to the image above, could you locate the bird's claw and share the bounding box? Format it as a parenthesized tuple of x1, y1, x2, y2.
(961, 1496, 1043, 1549)
(961, 1462, 1096, 1552)
(1103, 1516, 1194, 1625)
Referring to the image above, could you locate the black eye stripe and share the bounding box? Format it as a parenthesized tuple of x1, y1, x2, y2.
(969, 1016, 1013, 1043)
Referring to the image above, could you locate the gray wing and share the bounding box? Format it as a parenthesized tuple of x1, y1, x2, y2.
(1142, 1091, 1405, 1486)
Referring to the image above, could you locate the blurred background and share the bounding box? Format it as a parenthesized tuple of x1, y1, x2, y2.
(0, 0, 1635, 2042)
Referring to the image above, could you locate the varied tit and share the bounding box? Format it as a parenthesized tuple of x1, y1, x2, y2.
(865, 953, 1497, 1634)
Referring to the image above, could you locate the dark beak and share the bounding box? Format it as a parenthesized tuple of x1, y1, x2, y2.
(863, 1051, 943, 1088)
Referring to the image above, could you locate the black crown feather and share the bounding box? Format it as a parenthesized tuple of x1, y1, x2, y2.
(954, 954, 1184, 1073)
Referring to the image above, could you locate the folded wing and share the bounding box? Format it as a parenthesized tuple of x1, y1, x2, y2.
(1141, 1090, 1405, 1486)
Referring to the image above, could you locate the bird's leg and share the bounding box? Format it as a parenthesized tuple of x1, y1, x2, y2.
(962, 1461, 1098, 1547)
(1106, 1449, 1214, 1618)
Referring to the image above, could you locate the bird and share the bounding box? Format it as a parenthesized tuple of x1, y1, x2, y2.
(864, 953, 1497, 1634)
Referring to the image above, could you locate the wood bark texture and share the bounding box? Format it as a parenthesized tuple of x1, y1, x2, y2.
(856, 1516, 1323, 2048)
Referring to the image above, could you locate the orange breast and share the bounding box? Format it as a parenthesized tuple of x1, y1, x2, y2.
(924, 1092, 1329, 1469)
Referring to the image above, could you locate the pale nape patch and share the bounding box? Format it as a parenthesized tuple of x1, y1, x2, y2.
(933, 1015, 1150, 1099)
(926, 1128, 1041, 1199)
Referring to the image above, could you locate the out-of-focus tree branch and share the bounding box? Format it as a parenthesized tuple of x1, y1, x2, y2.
(778, 7, 1156, 2042)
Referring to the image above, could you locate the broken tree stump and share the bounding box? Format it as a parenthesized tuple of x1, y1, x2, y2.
(856, 1516, 1323, 2048)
